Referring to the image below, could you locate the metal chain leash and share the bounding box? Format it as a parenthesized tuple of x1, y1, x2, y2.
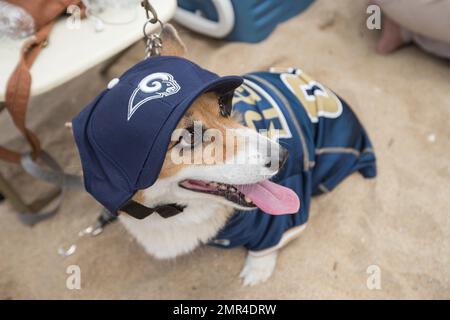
(141, 0, 164, 58)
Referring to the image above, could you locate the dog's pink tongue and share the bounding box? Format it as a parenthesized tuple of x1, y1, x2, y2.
(236, 180, 300, 215)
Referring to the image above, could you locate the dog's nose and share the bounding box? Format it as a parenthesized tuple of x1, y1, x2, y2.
(265, 146, 289, 170)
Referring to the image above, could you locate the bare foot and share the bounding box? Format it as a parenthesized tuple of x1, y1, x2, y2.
(377, 15, 405, 54)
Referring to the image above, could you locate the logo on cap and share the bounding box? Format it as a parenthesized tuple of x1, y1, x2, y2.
(127, 72, 181, 121)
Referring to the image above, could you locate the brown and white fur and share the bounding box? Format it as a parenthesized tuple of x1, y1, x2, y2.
(119, 25, 306, 286)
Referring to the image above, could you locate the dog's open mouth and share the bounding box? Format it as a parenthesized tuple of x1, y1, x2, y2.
(179, 179, 300, 215)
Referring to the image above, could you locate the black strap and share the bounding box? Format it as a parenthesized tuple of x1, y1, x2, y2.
(119, 200, 185, 220)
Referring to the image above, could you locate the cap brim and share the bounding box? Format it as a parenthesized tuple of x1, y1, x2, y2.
(134, 75, 243, 191)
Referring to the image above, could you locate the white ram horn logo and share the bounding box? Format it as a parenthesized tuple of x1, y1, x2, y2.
(127, 72, 181, 121)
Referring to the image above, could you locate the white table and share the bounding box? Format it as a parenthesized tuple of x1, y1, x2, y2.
(0, 0, 176, 218)
(0, 0, 177, 101)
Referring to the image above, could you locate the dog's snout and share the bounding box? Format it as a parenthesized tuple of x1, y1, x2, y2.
(265, 146, 288, 170)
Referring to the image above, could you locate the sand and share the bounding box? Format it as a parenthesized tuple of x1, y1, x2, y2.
(0, 0, 449, 299)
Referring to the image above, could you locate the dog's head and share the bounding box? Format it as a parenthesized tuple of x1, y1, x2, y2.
(72, 25, 299, 219)
(133, 25, 299, 215)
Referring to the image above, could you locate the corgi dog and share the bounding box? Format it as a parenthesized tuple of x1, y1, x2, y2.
(117, 26, 377, 286)
(74, 25, 376, 286)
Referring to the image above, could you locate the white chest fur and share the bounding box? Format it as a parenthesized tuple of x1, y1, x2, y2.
(120, 202, 233, 259)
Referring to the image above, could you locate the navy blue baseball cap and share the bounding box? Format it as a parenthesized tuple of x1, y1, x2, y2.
(72, 56, 243, 213)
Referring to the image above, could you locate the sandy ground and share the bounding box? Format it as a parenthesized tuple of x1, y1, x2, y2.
(0, 0, 449, 299)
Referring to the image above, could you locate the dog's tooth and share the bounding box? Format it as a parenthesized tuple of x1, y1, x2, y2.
(245, 197, 253, 203)
(230, 187, 237, 193)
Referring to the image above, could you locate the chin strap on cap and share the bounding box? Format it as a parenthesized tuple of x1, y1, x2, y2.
(119, 200, 185, 219)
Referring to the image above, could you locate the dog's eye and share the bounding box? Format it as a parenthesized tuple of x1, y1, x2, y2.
(179, 132, 195, 148)
(177, 126, 202, 149)
(218, 92, 234, 117)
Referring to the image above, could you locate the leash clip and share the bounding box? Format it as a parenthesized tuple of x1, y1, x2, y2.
(80, 208, 118, 237)
(141, 0, 164, 58)
(58, 208, 117, 257)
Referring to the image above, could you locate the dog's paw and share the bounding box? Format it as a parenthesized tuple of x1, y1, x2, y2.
(239, 251, 278, 286)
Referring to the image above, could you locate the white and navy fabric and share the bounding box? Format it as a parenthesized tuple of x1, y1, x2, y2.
(73, 56, 376, 254)
(72, 56, 243, 213)
(210, 69, 376, 252)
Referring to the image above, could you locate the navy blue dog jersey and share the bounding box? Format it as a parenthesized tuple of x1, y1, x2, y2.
(210, 68, 377, 253)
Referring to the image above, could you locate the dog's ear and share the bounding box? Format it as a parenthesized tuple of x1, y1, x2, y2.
(160, 24, 187, 57)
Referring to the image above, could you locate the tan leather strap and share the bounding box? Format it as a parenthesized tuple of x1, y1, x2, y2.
(0, 23, 54, 163)
(0, 0, 85, 164)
